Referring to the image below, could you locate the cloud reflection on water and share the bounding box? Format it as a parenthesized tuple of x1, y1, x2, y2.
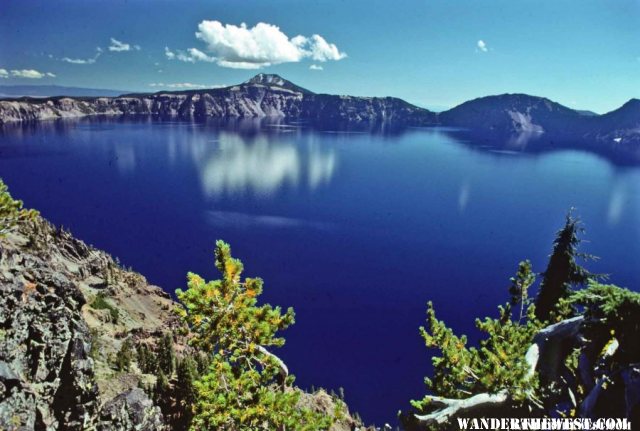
(458, 182, 470, 213)
(114, 145, 136, 174)
(207, 210, 333, 230)
(193, 130, 337, 197)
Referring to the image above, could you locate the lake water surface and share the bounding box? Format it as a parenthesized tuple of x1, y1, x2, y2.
(1, 118, 638, 425)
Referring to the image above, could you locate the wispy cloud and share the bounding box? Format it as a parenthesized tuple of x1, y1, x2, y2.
(148, 82, 222, 89)
(165, 20, 347, 69)
(62, 57, 96, 65)
(108, 37, 140, 52)
(62, 48, 102, 65)
(4, 69, 56, 79)
(309, 64, 323, 71)
(59, 38, 138, 65)
(477, 40, 489, 52)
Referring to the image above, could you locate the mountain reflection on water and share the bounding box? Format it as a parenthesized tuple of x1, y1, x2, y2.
(2, 115, 638, 166)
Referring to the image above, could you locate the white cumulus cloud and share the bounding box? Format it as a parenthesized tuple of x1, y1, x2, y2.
(164, 47, 178, 61)
(187, 48, 215, 62)
(302, 34, 347, 62)
(109, 38, 140, 52)
(0, 69, 8, 78)
(309, 64, 323, 71)
(165, 47, 216, 63)
(166, 20, 346, 69)
(477, 40, 488, 52)
(9, 69, 55, 79)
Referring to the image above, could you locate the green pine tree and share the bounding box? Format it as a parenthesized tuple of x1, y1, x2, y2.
(137, 344, 159, 374)
(535, 211, 594, 322)
(175, 356, 199, 429)
(403, 262, 544, 428)
(115, 338, 134, 372)
(194, 352, 210, 375)
(509, 260, 536, 323)
(154, 370, 171, 412)
(567, 281, 640, 364)
(176, 240, 331, 431)
(157, 333, 175, 375)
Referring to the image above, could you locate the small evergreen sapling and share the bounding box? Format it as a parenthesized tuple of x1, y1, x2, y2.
(0, 179, 38, 236)
(157, 333, 176, 375)
(405, 262, 544, 426)
(154, 370, 171, 411)
(176, 240, 331, 430)
(137, 344, 159, 374)
(115, 338, 134, 372)
(175, 357, 199, 428)
(509, 260, 536, 323)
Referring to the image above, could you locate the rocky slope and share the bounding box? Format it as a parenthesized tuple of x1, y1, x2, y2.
(0, 213, 178, 430)
(0, 74, 437, 127)
(0, 199, 370, 430)
(439, 94, 587, 136)
(440, 93, 640, 145)
(590, 99, 640, 145)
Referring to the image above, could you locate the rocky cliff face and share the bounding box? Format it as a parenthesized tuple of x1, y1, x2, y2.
(0, 239, 98, 429)
(2, 74, 637, 157)
(438, 93, 640, 144)
(0, 74, 438, 127)
(0, 213, 178, 430)
(439, 94, 586, 136)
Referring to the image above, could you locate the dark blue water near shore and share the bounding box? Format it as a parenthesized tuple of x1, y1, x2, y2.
(1, 118, 638, 425)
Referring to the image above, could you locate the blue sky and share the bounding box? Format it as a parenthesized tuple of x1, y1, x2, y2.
(0, 0, 638, 113)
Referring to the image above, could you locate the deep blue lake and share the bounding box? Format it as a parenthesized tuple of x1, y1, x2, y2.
(1, 118, 638, 426)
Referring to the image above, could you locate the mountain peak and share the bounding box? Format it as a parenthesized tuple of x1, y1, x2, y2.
(244, 73, 313, 94)
(622, 98, 640, 109)
(600, 98, 640, 125)
(245, 73, 286, 86)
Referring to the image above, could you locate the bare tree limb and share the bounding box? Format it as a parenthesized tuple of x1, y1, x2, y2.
(529, 316, 584, 382)
(579, 338, 619, 416)
(415, 390, 509, 425)
(414, 316, 586, 426)
(525, 315, 585, 377)
(256, 345, 289, 378)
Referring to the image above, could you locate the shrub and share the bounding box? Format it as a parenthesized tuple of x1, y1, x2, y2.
(0, 178, 38, 236)
(115, 338, 134, 372)
(90, 292, 120, 323)
(176, 240, 331, 430)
